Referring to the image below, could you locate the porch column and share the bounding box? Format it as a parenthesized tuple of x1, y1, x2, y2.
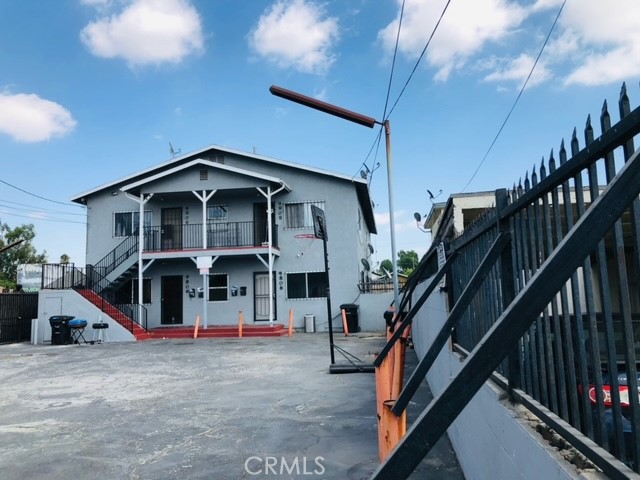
(125, 192, 153, 325)
(192, 190, 216, 249)
(257, 184, 286, 325)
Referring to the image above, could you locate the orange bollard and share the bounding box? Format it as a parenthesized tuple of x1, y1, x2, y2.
(238, 311, 244, 338)
(288, 309, 294, 337)
(193, 315, 200, 339)
(341, 308, 349, 336)
(375, 324, 407, 461)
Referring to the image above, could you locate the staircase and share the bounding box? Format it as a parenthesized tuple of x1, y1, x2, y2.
(76, 288, 152, 341)
(148, 324, 289, 339)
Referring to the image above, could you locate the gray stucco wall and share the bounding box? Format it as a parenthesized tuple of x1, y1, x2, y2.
(410, 276, 595, 480)
(35, 290, 136, 344)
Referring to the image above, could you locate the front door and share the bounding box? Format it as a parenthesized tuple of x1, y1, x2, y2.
(161, 207, 182, 250)
(161, 275, 183, 325)
(254, 272, 276, 322)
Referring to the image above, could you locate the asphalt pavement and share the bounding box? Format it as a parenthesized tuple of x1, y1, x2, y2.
(0, 333, 464, 479)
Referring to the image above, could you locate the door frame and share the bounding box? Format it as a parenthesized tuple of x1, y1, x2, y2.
(161, 275, 183, 325)
(253, 271, 276, 322)
(161, 207, 183, 250)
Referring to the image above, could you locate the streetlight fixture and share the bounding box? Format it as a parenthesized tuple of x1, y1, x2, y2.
(269, 85, 400, 308)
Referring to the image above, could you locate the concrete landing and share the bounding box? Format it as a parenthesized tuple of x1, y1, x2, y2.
(0, 334, 464, 479)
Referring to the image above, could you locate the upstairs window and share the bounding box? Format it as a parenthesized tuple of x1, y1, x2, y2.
(114, 211, 152, 237)
(285, 201, 325, 229)
(207, 205, 228, 223)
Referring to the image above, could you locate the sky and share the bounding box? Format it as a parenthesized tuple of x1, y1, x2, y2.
(1, 0, 639, 272)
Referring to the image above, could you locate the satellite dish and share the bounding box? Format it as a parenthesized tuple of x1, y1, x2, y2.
(367, 243, 374, 255)
(381, 267, 392, 279)
(361, 258, 371, 271)
(360, 170, 368, 179)
(413, 212, 422, 222)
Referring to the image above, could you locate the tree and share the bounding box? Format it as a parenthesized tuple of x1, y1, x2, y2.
(0, 223, 47, 288)
(398, 250, 419, 275)
(378, 259, 393, 276)
(60, 254, 71, 264)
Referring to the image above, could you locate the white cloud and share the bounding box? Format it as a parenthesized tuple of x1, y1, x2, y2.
(248, 0, 340, 74)
(0, 92, 76, 143)
(483, 53, 551, 88)
(377, 0, 640, 89)
(558, 1, 640, 86)
(379, 0, 528, 82)
(80, 0, 204, 67)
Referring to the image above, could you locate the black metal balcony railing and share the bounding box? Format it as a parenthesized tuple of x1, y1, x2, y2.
(143, 222, 277, 252)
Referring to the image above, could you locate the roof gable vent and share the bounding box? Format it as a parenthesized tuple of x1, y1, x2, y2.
(200, 169, 208, 181)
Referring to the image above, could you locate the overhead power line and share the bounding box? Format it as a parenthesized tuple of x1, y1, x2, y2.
(0, 178, 84, 207)
(356, 0, 452, 183)
(0, 209, 86, 225)
(0, 198, 86, 216)
(460, 0, 567, 193)
(385, 0, 452, 121)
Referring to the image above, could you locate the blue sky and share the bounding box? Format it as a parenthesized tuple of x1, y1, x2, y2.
(1, 0, 639, 270)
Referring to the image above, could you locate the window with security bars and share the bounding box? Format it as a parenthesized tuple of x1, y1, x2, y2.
(286, 272, 327, 299)
(207, 205, 228, 222)
(113, 211, 152, 237)
(284, 201, 325, 229)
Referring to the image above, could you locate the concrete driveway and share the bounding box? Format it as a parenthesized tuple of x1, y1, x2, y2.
(0, 334, 463, 479)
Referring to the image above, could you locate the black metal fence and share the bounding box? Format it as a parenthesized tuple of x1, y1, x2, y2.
(372, 83, 640, 479)
(437, 85, 640, 474)
(144, 221, 277, 252)
(0, 293, 38, 344)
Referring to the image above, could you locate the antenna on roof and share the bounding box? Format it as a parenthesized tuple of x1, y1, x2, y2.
(169, 142, 181, 158)
(427, 189, 442, 203)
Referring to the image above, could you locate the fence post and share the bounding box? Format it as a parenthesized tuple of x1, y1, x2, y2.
(496, 188, 519, 399)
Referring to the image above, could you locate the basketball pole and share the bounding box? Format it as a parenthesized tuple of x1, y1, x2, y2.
(322, 228, 336, 365)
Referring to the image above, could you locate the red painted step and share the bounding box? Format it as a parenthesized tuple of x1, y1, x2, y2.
(149, 324, 289, 339)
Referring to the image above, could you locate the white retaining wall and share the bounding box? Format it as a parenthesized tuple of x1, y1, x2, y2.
(411, 276, 604, 480)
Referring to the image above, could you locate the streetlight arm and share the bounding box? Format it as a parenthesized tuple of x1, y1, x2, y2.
(269, 85, 378, 129)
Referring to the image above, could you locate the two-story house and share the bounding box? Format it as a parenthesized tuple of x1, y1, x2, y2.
(37, 144, 378, 340)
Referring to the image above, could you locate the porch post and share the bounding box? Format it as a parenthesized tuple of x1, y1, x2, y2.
(267, 186, 274, 325)
(192, 190, 216, 249)
(125, 191, 153, 325)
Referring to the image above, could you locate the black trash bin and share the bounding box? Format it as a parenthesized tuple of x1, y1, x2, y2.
(340, 304, 360, 333)
(49, 316, 74, 345)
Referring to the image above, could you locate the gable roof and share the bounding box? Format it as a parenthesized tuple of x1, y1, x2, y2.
(71, 143, 376, 233)
(119, 158, 292, 193)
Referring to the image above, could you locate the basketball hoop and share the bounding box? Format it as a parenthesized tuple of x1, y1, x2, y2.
(293, 233, 317, 258)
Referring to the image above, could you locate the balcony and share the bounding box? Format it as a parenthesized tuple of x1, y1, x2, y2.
(142, 222, 278, 257)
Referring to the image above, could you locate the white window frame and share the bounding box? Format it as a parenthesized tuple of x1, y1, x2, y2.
(286, 271, 327, 300)
(113, 210, 152, 238)
(284, 201, 325, 229)
(208, 273, 229, 302)
(207, 204, 228, 223)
